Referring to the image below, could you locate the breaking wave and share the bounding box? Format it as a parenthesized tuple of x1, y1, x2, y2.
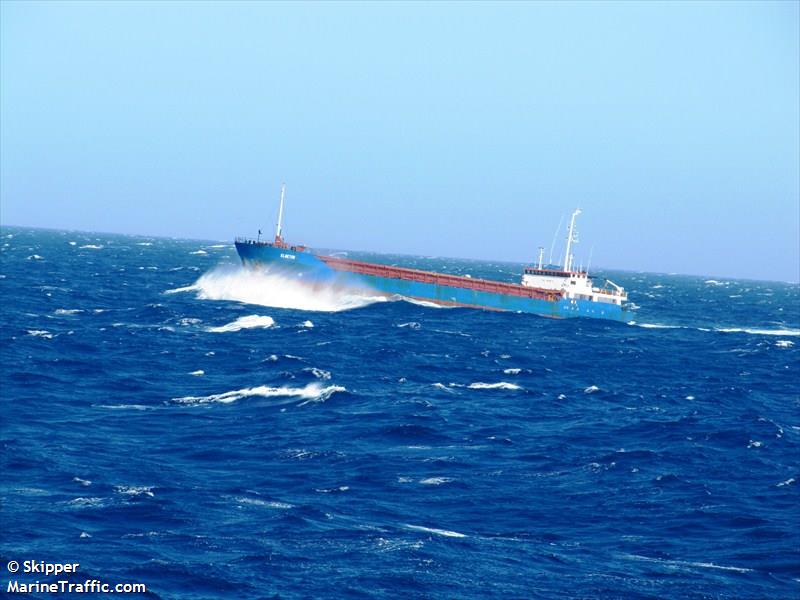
(467, 382, 521, 390)
(166, 265, 388, 312)
(206, 315, 275, 333)
(172, 382, 346, 405)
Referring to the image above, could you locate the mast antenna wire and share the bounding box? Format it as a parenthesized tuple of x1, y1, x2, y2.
(548, 214, 564, 266)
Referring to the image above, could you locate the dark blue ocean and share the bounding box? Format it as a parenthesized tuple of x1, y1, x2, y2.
(2, 226, 798, 599)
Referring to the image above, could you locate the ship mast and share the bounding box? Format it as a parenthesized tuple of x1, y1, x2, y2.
(563, 208, 581, 272)
(275, 183, 286, 243)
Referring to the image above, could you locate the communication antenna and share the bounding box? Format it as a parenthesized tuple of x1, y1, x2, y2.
(537, 247, 545, 269)
(275, 183, 286, 242)
(548, 214, 564, 265)
(563, 208, 581, 272)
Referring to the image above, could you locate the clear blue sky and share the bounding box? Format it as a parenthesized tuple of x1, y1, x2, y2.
(1, 1, 798, 282)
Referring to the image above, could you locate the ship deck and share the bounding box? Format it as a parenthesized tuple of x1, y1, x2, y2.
(318, 255, 562, 302)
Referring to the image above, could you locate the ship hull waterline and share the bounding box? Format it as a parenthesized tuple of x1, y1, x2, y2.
(234, 241, 632, 321)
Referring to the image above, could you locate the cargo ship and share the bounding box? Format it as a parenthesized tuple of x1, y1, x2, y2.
(235, 185, 633, 320)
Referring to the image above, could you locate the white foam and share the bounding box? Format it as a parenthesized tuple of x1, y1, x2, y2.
(27, 329, 54, 339)
(73, 477, 92, 487)
(166, 265, 388, 312)
(173, 382, 345, 405)
(304, 367, 331, 380)
(622, 553, 753, 573)
(584, 385, 600, 393)
(704, 279, 728, 286)
(80, 532, 92, 538)
(301, 320, 314, 328)
(68, 497, 106, 508)
(468, 382, 521, 390)
(190, 250, 207, 255)
(405, 524, 467, 538)
(136, 242, 153, 246)
(397, 322, 422, 329)
(206, 244, 227, 249)
(178, 317, 202, 326)
(630, 322, 682, 329)
(716, 327, 800, 337)
(236, 497, 293, 509)
(775, 340, 794, 348)
(68, 241, 77, 246)
(419, 477, 454, 485)
(55, 308, 83, 315)
(400, 297, 448, 309)
(189, 370, 205, 376)
(776, 477, 795, 487)
(115, 485, 154, 498)
(97, 404, 150, 410)
(79, 244, 103, 249)
(503, 368, 522, 375)
(207, 315, 275, 333)
(27, 254, 44, 260)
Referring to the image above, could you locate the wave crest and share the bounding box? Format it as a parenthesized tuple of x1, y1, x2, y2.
(166, 265, 387, 312)
(173, 382, 346, 405)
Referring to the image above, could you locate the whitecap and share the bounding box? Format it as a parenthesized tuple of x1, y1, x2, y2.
(776, 478, 795, 487)
(79, 244, 103, 249)
(316, 486, 350, 493)
(630, 322, 682, 329)
(397, 322, 422, 329)
(623, 554, 752, 573)
(136, 242, 153, 246)
(173, 382, 345, 405)
(55, 308, 83, 315)
(503, 368, 522, 375)
(236, 497, 293, 509)
(747, 440, 762, 448)
(190, 250, 207, 255)
(405, 524, 467, 538)
(301, 320, 314, 328)
(79, 532, 92, 538)
(468, 382, 521, 390)
(206, 315, 275, 333)
(27, 254, 44, 260)
(303, 367, 331, 380)
(68, 497, 106, 508)
(178, 317, 202, 326)
(115, 485, 154, 498)
(73, 477, 92, 487)
(716, 327, 800, 337)
(704, 279, 727, 286)
(189, 370, 205, 376)
(775, 340, 794, 348)
(205, 244, 227, 249)
(419, 477, 453, 485)
(401, 297, 448, 309)
(68, 241, 77, 246)
(27, 329, 54, 339)
(584, 385, 600, 393)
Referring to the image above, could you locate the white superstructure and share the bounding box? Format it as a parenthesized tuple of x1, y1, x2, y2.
(520, 209, 628, 306)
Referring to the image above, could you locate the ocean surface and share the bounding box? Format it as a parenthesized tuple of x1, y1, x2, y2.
(1, 226, 798, 599)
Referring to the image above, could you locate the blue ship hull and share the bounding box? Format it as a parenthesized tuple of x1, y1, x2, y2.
(235, 241, 631, 321)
